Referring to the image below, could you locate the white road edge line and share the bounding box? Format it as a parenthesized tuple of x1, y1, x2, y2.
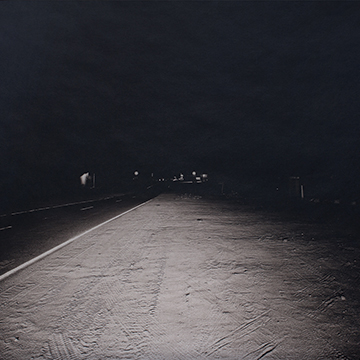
(0, 198, 154, 282)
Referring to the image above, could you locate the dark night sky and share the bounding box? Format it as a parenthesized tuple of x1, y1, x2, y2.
(1, 1, 360, 205)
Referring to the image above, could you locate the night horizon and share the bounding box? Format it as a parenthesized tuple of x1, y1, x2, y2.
(2, 4, 360, 356)
(1, 1, 360, 209)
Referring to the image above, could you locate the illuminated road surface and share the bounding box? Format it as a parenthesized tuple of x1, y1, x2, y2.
(0, 193, 359, 359)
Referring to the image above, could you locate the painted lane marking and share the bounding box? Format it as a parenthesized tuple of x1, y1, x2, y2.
(9, 201, 96, 216)
(80, 206, 94, 211)
(52, 199, 95, 209)
(0, 226, 12, 231)
(0, 198, 153, 282)
(2, 194, 128, 218)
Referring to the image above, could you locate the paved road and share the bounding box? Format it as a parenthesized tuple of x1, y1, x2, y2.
(0, 193, 153, 276)
(0, 193, 359, 359)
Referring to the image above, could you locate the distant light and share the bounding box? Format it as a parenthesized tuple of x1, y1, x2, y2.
(134, 171, 139, 176)
(192, 171, 196, 176)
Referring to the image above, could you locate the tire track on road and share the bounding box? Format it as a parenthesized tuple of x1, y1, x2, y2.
(7, 229, 134, 360)
(48, 333, 82, 360)
(52, 226, 148, 358)
(204, 309, 271, 357)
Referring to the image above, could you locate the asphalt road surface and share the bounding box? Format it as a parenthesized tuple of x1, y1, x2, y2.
(0, 193, 359, 359)
(0, 192, 152, 277)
